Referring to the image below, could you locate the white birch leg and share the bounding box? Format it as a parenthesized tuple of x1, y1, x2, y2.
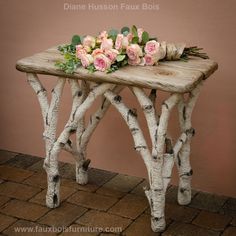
(104, 89, 180, 232)
(176, 83, 202, 205)
(47, 83, 114, 184)
(27, 73, 65, 208)
(68, 80, 90, 185)
(145, 93, 180, 232)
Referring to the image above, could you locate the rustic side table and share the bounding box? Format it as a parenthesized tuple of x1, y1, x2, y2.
(16, 47, 217, 232)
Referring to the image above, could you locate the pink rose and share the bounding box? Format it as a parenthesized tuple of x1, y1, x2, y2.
(83, 35, 96, 49)
(122, 37, 129, 48)
(127, 33, 133, 42)
(105, 49, 119, 63)
(137, 28, 144, 43)
(115, 34, 124, 50)
(76, 45, 87, 58)
(128, 57, 141, 66)
(99, 31, 108, 40)
(79, 54, 93, 68)
(144, 54, 158, 66)
(94, 54, 111, 71)
(144, 40, 160, 55)
(92, 48, 104, 57)
(101, 38, 113, 50)
(126, 44, 143, 61)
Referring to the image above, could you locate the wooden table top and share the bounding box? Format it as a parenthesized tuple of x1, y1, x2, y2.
(16, 46, 218, 93)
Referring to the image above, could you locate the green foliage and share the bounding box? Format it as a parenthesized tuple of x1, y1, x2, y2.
(132, 37, 139, 44)
(121, 26, 130, 36)
(131, 25, 138, 37)
(142, 31, 149, 44)
(108, 29, 118, 41)
(71, 35, 81, 46)
(107, 64, 119, 73)
(87, 64, 96, 73)
(56, 44, 80, 74)
(116, 54, 126, 62)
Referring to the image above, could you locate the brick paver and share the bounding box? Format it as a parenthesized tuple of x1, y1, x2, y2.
(76, 210, 131, 232)
(189, 192, 228, 212)
(130, 179, 148, 197)
(108, 194, 148, 219)
(222, 227, 236, 236)
(0, 165, 33, 182)
(165, 202, 200, 223)
(0, 195, 10, 207)
(67, 191, 118, 211)
(5, 154, 41, 169)
(221, 198, 236, 217)
(38, 202, 87, 227)
(96, 174, 142, 198)
(0, 149, 17, 164)
(0, 149, 235, 236)
(0, 181, 41, 200)
(0, 199, 49, 221)
(162, 222, 220, 236)
(0, 213, 17, 232)
(23, 171, 48, 189)
(124, 213, 161, 236)
(193, 210, 232, 231)
(231, 217, 236, 226)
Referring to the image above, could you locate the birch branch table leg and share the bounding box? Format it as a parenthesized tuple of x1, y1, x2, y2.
(27, 73, 65, 208)
(176, 83, 202, 205)
(104, 88, 181, 232)
(146, 93, 180, 232)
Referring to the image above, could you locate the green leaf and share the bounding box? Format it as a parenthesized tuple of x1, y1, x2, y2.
(108, 29, 118, 37)
(142, 31, 149, 44)
(71, 35, 81, 46)
(116, 54, 126, 62)
(132, 36, 139, 44)
(121, 26, 130, 34)
(131, 25, 138, 37)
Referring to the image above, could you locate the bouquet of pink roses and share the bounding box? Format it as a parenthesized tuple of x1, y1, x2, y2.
(56, 25, 208, 74)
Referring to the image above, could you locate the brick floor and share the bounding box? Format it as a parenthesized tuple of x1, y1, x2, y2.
(38, 202, 87, 227)
(193, 210, 232, 231)
(0, 150, 17, 164)
(222, 226, 236, 236)
(76, 210, 131, 232)
(0, 165, 33, 182)
(0, 149, 236, 236)
(0, 199, 49, 221)
(0, 181, 41, 200)
(0, 213, 17, 232)
(124, 213, 162, 236)
(96, 174, 143, 198)
(189, 191, 228, 212)
(165, 202, 199, 223)
(23, 171, 48, 189)
(162, 222, 220, 236)
(5, 153, 41, 169)
(108, 194, 148, 219)
(67, 191, 118, 211)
